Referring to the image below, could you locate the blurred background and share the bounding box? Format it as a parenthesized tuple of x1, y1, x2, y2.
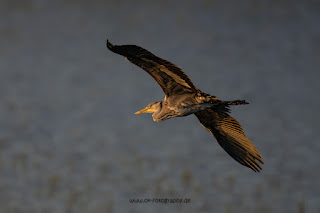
(0, 0, 319, 212)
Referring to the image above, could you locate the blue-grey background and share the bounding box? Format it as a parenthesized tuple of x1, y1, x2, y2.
(0, 0, 319, 212)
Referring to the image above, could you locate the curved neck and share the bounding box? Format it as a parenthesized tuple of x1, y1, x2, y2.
(152, 101, 163, 122)
(152, 101, 175, 122)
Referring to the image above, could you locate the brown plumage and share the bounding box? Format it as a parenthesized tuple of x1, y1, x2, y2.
(106, 40, 198, 96)
(107, 40, 264, 172)
(195, 109, 263, 172)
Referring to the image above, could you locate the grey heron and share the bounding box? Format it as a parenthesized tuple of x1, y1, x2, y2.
(106, 40, 264, 172)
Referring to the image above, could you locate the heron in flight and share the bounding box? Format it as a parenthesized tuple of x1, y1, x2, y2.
(106, 40, 264, 172)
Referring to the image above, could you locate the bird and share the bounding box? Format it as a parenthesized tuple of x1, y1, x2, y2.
(106, 40, 264, 172)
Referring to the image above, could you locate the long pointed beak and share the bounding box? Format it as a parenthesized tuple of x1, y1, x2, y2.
(134, 108, 154, 114)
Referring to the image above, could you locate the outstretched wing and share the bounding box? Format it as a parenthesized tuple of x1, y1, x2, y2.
(107, 40, 199, 97)
(195, 109, 264, 172)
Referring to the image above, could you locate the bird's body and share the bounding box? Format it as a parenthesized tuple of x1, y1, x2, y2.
(107, 40, 264, 172)
(149, 93, 246, 122)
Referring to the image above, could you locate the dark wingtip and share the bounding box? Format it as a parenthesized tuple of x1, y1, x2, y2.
(106, 39, 114, 50)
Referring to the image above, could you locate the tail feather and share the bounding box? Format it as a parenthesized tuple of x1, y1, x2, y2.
(223, 100, 249, 106)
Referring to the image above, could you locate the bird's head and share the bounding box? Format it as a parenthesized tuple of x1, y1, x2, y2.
(135, 101, 161, 115)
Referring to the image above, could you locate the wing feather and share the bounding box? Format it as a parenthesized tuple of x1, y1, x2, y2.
(107, 40, 198, 97)
(195, 109, 264, 172)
